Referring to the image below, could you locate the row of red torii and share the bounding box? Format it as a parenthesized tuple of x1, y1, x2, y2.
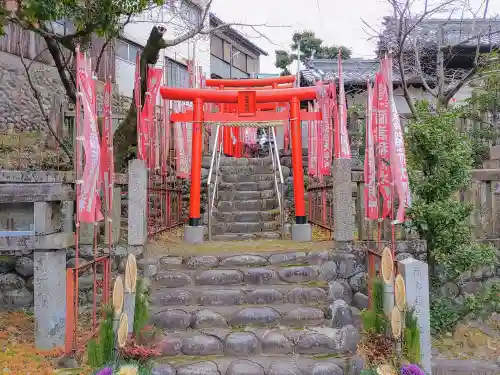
(160, 75, 341, 243)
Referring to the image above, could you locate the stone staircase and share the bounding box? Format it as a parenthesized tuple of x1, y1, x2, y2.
(209, 156, 282, 241)
(147, 249, 365, 375)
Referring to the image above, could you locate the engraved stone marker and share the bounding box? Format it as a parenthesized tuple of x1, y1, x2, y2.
(399, 258, 432, 375)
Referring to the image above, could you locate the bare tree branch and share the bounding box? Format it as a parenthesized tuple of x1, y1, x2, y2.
(18, 35, 73, 162)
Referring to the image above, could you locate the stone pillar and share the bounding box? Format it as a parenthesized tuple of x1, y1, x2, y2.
(333, 158, 354, 242)
(34, 249, 67, 349)
(128, 159, 148, 246)
(399, 258, 432, 375)
(105, 186, 122, 244)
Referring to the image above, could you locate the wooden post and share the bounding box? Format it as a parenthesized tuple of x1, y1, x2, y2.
(124, 254, 138, 335)
(112, 276, 124, 351)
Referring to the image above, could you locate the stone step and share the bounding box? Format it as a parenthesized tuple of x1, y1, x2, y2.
(212, 221, 280, 235)
(217, 198, 278, 212)
(153, 266, 329, 288)
(152, 326, 359, 357)
(157, 250, 342, 270)
(211, 232, 282, 241)
(205, 156, 273, 167)
(214, 210, 280, 223)
(219, 165, 274, 175)
(153, 355, 363, 375)
(218, 180, 275, 192)
(150, 304, 329, 330)
(222, 174, 275, 184)
(150, 285, 330, 307)
(217, 189, 276, 201)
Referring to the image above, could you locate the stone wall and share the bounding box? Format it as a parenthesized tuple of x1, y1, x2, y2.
(0, 51, 130, 133)
(0, 245, 143, 311)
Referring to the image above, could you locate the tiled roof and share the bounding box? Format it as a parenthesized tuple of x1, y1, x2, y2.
(379, 16, 500, 52)
(304, 58, 431, 87)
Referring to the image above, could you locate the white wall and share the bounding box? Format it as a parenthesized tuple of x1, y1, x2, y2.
(115, 4, 211, 101)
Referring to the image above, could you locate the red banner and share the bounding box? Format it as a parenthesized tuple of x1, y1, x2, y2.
(76, 48, 103, 223)
(161, 99, 170, 176)
(101, 78, 114, 218)
(142, 67, 163, 169)
(375, 71, 392, 219)
(308, 102, 318, 176)
(175, 103, 190, 178)
(364, 78, 378, 220)
(316, 82, 332, 175)
(134, 51, 143, 160)
(337, 55, 351, 159)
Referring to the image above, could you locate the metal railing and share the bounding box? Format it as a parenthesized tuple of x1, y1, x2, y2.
(269, 126, 285, 238)
(207, 124, 223, 241)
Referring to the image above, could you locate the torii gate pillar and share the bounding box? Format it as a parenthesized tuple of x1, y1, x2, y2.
(184, 97, 205, 244)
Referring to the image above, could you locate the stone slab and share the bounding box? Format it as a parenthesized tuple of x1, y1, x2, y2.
(333, 158, 354, 241)
(184, 225, 205, 244)
(104, 186, 121, 244)
(0, 183, 75, 203)
(0, 232, 74, 251)
(291, 224, 312, 242)
(432, 359, 499, 375)
(34, 249, 67, 349)
(128, 159, 148, 246)
(399, 258, 431, 375)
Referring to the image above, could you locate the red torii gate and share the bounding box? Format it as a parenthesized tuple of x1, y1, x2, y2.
(205, 76, 295, 157)
(161, 77, 320, 241)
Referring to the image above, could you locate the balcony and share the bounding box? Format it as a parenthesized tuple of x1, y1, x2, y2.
(210, 55, 249, 79)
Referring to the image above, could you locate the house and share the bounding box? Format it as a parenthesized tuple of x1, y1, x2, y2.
(115, 0, 211, 99)
(209, 13, 268, 79)
(299, 17, 500, 117)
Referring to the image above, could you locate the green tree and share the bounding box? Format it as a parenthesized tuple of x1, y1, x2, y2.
(274, 30, 352, 75)
(0, 0, 263, 170)
(406, 102, 498, 333)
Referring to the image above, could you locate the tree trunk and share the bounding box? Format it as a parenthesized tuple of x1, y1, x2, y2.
(113, 25, 168, 171)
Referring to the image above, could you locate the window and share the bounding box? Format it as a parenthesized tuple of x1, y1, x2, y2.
(115, 39, 142, 63)
(247, 57, 257, 74)
(180, 0, 201, 25)
(223, 41, 231, 62)
(232, 50, 246, 72)
(165, 58, 189, 88)
(211, 36, 223, 59)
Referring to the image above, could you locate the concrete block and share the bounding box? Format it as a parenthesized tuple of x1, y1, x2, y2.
(34, 249, 67, 349)
(291, 223, 312, 241)
(184, 225, 205, 244)
(34, 202, 61, 235)
(60, 200, 74, 233)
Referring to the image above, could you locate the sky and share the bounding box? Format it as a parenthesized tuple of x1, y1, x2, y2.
(209, 0, 500, 74)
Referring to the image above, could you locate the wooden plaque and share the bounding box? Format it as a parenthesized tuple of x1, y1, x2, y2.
(117, 312, 129, 348)
(394, 274, 407, 311)
(381, 247, 394, 284)
(376, 364, 398, 375)
(112, 276, 124, 314)
(124, 254, 138, 293)
(391, 306, 402, 339)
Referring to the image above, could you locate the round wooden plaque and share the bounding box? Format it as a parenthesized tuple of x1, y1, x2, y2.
(112, 276, 124, 314)
(117, 312, 128, 348)
(391, 306, 402, 339)
(124, 254, 138, 293)
(394, 274, 407, 311)
(376, 364, 398, 375)
(381, 247, 394, 284)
